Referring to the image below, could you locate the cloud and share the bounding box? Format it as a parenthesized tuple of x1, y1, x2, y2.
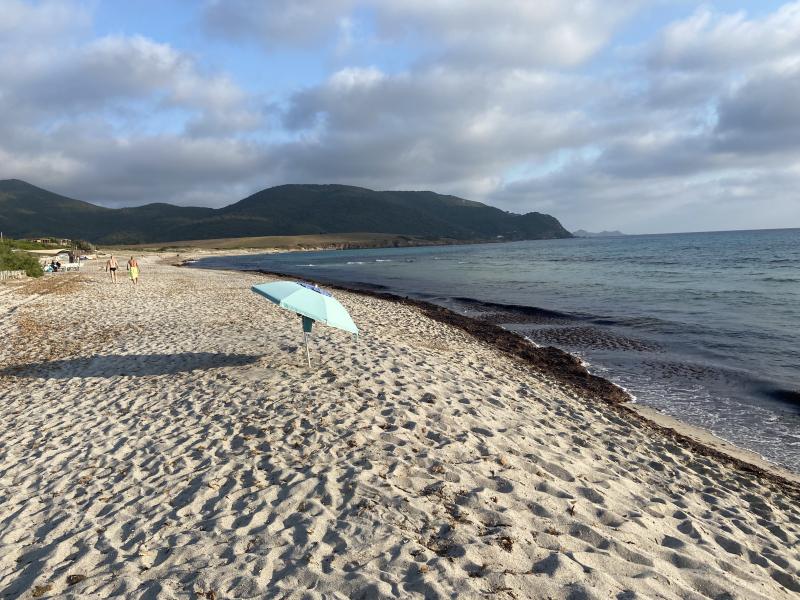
(372, 0, 642, 68)
(0, 5, 269, 207)
(492, 161, 800, 234)
(649, 3, 800, 72)
(0, 108, 273, 206)
(486, 1, 800, 231)
(56, 134, 272, 207)
(714, 64, 800, 153)
(276, 65, 599, 198)
(0, 32, 260, 132)
(0, 0, 89, 40)
(202, 0, 642, 68)
(1, 0, 799, 234)
(202, 0, 355, 48)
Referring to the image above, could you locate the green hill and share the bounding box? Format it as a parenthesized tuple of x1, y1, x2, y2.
(0, 179, 111, 241)
(0, 179, 572, 244)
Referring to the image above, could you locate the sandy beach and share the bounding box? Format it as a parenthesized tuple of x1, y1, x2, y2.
(1, 255, 798, 599)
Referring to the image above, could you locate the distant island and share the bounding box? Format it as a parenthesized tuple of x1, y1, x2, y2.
(572, 229, 626, 238)
(0, 179, 572, 246)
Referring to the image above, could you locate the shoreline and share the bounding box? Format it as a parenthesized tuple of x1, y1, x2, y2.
(3, 255, 799, 598)
(187, 260, 800, 492)
(106, 233, 575, 254)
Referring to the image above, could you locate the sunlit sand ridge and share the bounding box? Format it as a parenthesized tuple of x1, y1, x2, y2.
(1, 256, 798, 599)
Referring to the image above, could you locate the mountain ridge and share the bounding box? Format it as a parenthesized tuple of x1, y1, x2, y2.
(0, 179, 572, 244)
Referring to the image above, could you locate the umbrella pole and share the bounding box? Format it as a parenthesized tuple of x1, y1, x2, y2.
(301, 316, 314, 368)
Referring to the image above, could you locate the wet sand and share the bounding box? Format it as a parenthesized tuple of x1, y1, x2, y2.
(1, 256, 798, 599)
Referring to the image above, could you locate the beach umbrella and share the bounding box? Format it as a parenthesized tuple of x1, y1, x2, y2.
(251, 280, 359, 367)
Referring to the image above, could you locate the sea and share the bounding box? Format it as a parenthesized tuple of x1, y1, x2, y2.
(193, 228, 800, 472)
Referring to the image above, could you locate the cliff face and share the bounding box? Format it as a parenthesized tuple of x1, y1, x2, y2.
(1, 180, 573, 244)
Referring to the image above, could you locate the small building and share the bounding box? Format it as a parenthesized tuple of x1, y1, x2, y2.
(23, 237, 72, 246)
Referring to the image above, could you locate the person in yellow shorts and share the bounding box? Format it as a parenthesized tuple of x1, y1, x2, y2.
(127, 256, 140, 285)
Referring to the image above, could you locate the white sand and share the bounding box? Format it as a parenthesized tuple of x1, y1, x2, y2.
(1, 256, 798, 599)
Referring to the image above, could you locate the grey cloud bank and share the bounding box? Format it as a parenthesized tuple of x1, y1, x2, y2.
(0, 0, 798, 233)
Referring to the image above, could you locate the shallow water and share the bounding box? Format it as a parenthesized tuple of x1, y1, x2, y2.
(194, 228, 800, 471)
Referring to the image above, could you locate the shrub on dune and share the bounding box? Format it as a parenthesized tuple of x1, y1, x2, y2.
(0, 242, 44, 277)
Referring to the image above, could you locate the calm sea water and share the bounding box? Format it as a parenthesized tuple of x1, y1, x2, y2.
(195, 229, 800, 471)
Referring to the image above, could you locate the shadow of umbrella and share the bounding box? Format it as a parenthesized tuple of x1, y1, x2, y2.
(0, 352, 260, 379)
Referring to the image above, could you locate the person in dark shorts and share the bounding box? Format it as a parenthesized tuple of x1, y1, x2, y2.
(106, 255, 119, 283)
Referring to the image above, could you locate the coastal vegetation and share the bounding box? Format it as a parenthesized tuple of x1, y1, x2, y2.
(0, 240, 43, 277)
(1, 238, 51, 250)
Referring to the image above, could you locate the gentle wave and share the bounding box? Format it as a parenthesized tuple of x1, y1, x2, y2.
(451, 296, 577, 321)
(763, 387, 800, 405)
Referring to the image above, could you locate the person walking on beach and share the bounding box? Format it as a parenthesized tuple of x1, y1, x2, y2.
(127, 256, 140, 285)
(106, 255, 119, 283)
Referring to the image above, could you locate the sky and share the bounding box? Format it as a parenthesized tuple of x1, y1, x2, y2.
(0, 0, 798, 233)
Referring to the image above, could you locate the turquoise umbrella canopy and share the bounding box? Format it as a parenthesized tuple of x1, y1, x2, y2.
(251, 280, 359, 366)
